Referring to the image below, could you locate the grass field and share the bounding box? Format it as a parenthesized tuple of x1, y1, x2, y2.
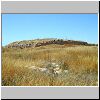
(2, 44, 98, 86)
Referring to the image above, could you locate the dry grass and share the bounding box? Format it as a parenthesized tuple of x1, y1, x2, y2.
(2, 44, 98, 86)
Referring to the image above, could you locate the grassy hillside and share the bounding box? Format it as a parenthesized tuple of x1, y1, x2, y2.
(2, 42, 98, 86)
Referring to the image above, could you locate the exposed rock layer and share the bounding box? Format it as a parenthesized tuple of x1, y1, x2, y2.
(5, 39, 97, 48)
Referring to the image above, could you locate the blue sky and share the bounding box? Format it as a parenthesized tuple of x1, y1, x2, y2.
(2, 14, 98, 46)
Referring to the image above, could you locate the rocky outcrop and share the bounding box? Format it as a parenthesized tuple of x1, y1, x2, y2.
(6, 39, 96, 49)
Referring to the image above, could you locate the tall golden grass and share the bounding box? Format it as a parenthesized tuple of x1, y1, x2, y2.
(2, 44, 98, 86)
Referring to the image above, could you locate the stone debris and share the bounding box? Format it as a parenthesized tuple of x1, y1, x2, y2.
(54, 67, 60, 71)
(55, 65, 59, 67)
(29, 66, 37, 69)
(52, 63, 56, 66)
(63, 70, 68, 73)
(38, 68, 48, 72)
(28, 62, 68, 76)
(55, 69, 62, 74)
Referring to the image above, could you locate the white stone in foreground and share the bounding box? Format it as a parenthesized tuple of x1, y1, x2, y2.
(63, 70, 68, 73)
(54, 67, 60, 71)
(38, 68, 48, 72)
(29, 66, 37, 69)
(55, 64, 59, 67)
(52, 63, 56, 66)
(55, 69, 62, 74)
